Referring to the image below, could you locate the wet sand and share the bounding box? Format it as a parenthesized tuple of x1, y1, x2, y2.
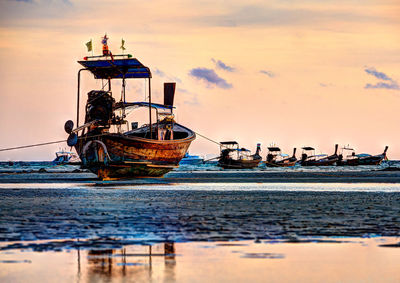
(1, 187, 399, 244)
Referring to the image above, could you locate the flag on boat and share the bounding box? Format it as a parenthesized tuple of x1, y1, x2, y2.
(120, 38, 126, 51)
(85, 39, 92, 52)
(101, 34, 108, 45)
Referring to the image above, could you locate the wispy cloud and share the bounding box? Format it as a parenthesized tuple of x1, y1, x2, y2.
(154, 68, 165, 77)
(195, 5, 382, 28)
(365, 67, 394, 82)
(154, 68, 182, 83)
(178, 88, 200, 106)
(189, 67, 232, 89)
(211, 58, 235, 72)
(365, 82, 399, 90)
(13, 0, 71, 4)
(260, 70, 275, 78)
(319, 83, 333, 87)
(364, 66, 399, 90)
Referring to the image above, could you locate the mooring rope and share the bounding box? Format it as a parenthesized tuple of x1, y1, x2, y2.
(193, 131, 222, 146)
(0, 130, 222, 153)
(0, 133, 107, 153)
(0, 140, 67, 152)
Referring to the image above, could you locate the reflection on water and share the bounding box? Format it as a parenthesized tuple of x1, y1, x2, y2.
(82, 242, 176, 282)
(1, 238, 400, 282)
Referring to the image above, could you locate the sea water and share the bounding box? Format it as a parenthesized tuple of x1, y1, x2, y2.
(0, 163, 399, 282)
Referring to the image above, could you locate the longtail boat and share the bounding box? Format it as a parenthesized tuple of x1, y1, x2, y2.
(336, 146, 357, 166)
(338, 146, 388, 166)
(64, 36, 195, 179)
(265, 147, 297, 167)
(218, 142, 262, 169)
(300, 144, 339, 166)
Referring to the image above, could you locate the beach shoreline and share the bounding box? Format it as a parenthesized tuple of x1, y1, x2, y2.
(1, 169, 400, 184)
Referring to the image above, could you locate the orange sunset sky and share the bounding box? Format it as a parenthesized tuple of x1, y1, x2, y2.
(0, 0, 399, 160)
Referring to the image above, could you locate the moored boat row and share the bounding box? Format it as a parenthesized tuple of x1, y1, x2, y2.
(216, 142, 388, 169)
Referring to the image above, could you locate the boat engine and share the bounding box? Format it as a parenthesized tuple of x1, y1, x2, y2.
(85, 90, 115, 126)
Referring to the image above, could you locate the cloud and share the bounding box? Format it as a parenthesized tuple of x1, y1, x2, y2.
(178, 88, 200, 105)
(154, 68, 182, 83)
(364, 67, 394, 82)
(154, 68, 165, 77)
(319, 83, 333, 87)
(260, 70, 275, 78)
(211, 58, 235, 72)
(189, 68, 232, 89)
(195, 5, 381, 28)
(364, 66, 399, 90)
(365, 82, 399, 90)
(14, 0, 33, 3)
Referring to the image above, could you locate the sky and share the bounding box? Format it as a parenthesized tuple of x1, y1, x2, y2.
(0, 0, 399, 160)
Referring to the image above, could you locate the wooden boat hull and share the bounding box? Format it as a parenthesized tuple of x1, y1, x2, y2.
(218, 158, 261, 169)
(338, 156, 384, 166)
(265, 160, 297, 167)
(301, 158, 338, 166)
(76, 124, 195, 179)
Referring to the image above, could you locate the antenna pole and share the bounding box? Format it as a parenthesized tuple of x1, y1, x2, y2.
(148, 78, 152, 139)
(77, 69, 86, 127)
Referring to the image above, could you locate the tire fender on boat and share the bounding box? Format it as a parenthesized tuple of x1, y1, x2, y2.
(82, 140, 112, 164)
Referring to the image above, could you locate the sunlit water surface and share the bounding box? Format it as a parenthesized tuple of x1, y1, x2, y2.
(0, 237, 399, 283)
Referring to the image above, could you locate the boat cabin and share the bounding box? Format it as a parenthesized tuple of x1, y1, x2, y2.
(75, 56, 192, 142)
(220, 141, 252, 161)
(266, 146, 294, 163)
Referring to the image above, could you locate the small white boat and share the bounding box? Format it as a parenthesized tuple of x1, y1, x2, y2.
(179, 153, 204, 165)
(52, 149, 80, 164)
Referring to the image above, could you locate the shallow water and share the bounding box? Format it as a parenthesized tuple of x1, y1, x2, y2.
(0, 185, 399, 244)
(0, 237, 399, 283)
(1, 166, 400, 282)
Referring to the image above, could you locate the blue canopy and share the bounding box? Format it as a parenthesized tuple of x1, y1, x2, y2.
(115, 101, 174, 110)
(78, 58, 151, 79)
(356, 153, 371, 158)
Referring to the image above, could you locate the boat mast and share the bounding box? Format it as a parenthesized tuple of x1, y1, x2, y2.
(76, 68, 87, 128)
(148, 78, 152, 139)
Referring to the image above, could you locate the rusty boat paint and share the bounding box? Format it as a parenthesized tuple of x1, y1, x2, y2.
(76, 124, 195, 179)
(218, 159, 261, 169)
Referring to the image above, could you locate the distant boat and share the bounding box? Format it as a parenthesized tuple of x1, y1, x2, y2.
(265, 147, 297, 167)
(218, 142, 262, 169)
(179, 153, 204, 165)
(52, 149, 80, 165)
(300, 144, 339, 166)
(338, 146, 388, 166)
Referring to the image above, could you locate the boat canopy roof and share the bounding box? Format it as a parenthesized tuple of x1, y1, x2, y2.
(115, 101, 174, 111)
(302, 147, 315, 150)
(268, 147, 281, 152)
(78, 58, 151, 79)
(316, 154, 328, 158)
(356, 153, 371, 158)
(220, 141, 238, 145)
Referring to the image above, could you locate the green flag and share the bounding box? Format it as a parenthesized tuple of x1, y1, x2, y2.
(120, 38, 126, 51)
(85, 39, 92, 52)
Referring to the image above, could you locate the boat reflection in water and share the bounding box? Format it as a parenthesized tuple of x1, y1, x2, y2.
(80, 242, 176, 282)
